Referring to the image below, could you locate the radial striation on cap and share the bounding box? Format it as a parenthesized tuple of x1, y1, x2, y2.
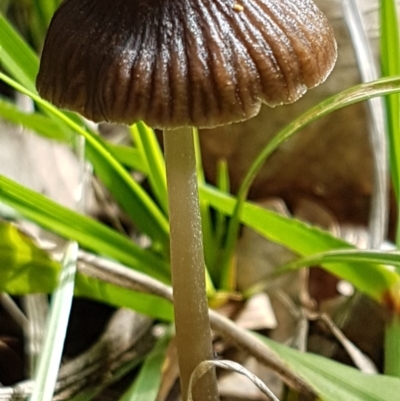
(37, 0, 337, 129)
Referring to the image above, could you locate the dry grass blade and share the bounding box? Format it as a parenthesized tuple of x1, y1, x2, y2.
(0, 309, 154, 401)
(317, 313, 378, 374)
(0, 294, 28, 329)
(22, 295, 48, 376)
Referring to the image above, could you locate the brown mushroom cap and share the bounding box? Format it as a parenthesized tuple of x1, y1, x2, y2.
(36, 0, 337, 129)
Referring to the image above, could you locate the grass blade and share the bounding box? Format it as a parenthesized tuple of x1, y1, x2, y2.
(0, 14, 38, 92)
(261, 335, 400, 401)
(0, 97, 72, 142)
(380, 0, 400, 207)
(200, 184, 397, 301)
(0, 175, 170, 282)
(119, 330, 171, 401)
(29, 241, 77, 401)
(219, 75, 400, 281)
(0, 18, 169, 245)
(106, 143, 147, 172)
(0, 220, 59, 293)
(0, 72, 170, 247)
(380, 0, 400, 376)
(130, 122, 168, 215)
(277, 249, 400, 302)
(208, 159, 230, 285)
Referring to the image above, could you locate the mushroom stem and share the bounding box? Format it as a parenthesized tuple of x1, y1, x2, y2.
(163, 127, 219, 401)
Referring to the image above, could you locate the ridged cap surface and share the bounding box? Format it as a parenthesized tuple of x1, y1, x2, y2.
(37, 0, 337, 128)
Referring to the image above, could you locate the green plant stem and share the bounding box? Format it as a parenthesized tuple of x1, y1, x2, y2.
(380, 0, 400, 206)
(380, 0, 400, 377)
(163, 127, 219, 401)
(385, 316, 400, 376)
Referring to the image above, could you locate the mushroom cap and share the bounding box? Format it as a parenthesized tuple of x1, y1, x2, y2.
(36, 0, 337, 129)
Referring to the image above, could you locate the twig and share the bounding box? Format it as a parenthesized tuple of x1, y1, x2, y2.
(0, 251, 315, 400)
(77, 251, 315, 397)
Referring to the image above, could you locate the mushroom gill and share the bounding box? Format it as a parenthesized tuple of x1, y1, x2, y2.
(36, 0, 337, 129)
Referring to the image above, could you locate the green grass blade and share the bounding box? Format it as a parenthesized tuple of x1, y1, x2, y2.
(30, 242, 77, 401)
(277, 249, 400, 301)
(380, 0, 400, 377)
(0, 175, 170, 282)
(0, 1, 10, 14)
(219, 76, 400, 279)
(279, 249, 400, 270)
(200, 184, 395, 301)
(206, 159, 229, 285)
(106, 143, 147, 173)
(83, 131, 170, 246)
(0, 97, 72, 142)
(31, 0, 60, 33)
(130, 122, 168, 214)
(119, 330, 171, 401)
(280, 249, 400, 273)
(0, 220, 59, 293)
(381, 0, 400, 205)
(0, 220, 173, 318)
(0, 72, 170, 246)
(0, 15, 75, 138)
(216, 160, 236, 290)
(0, 19, 169, 245)
(385, 317, 400, 377)
(0, 14, 38, 92)
(200, 184, 349, 254)
(261, 335, 400, 401)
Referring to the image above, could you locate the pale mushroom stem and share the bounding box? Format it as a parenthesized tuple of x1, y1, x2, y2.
(163, 126, 219, 401)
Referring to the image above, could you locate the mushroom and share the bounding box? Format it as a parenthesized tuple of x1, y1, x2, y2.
(36, 0, 337, 400)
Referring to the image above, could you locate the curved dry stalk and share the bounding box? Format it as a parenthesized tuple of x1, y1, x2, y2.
(188, 360, 281, 401)
(77, 251, 315, 398)
(0, 253, 315, 400)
